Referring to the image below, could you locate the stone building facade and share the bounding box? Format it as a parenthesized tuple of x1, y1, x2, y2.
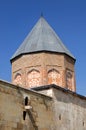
(0, 16, 86, 130)
(0, 80, 86, 130)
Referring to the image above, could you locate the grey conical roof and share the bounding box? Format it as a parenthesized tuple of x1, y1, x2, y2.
(11, 16, 75, 60)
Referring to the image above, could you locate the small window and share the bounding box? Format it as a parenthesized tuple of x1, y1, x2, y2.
(23, 111, 26, 120)
(25, 97, 28, 106)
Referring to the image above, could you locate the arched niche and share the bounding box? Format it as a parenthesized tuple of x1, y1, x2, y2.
(14, 73, 22, 86)
(48, 69, 60, 85)
(66, 70, 73, 90)
(27, 69, 41, 88)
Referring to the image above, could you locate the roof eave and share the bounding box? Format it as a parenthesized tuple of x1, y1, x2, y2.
(10, 50, 76, 63)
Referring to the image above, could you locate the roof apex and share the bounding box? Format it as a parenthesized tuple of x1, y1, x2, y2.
(11, 16, 75, 61)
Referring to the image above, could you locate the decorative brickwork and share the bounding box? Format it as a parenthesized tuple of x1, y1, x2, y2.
(66, 69, 73, 90)
(26, 69, 41, 88)
(14, 73, 22, 86)
(48, 69, 60, 85)
(11, 53, 76, 91)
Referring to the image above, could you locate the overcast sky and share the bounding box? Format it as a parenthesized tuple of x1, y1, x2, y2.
(0, 0, 86, 95)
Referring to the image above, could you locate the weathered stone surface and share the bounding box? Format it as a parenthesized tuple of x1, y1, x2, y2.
(0, 80, 53, 130)
(0, 80, 86, 130)
(52, 87, 86, 130)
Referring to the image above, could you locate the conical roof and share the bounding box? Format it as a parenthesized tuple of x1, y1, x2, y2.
(11, 16, 75, 61)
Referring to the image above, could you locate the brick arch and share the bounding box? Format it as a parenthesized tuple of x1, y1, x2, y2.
(14, 73, 22, 86)
(66, 70, 73, 90)
(26, 69, 41, 88)
(48, 69, 60, 85)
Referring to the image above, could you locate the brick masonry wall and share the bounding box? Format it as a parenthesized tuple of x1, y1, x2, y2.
(11, 52, 75, 91)
(64, 55, 76, 91)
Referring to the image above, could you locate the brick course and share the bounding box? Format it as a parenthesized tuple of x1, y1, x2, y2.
(11, 52, 76, 91)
